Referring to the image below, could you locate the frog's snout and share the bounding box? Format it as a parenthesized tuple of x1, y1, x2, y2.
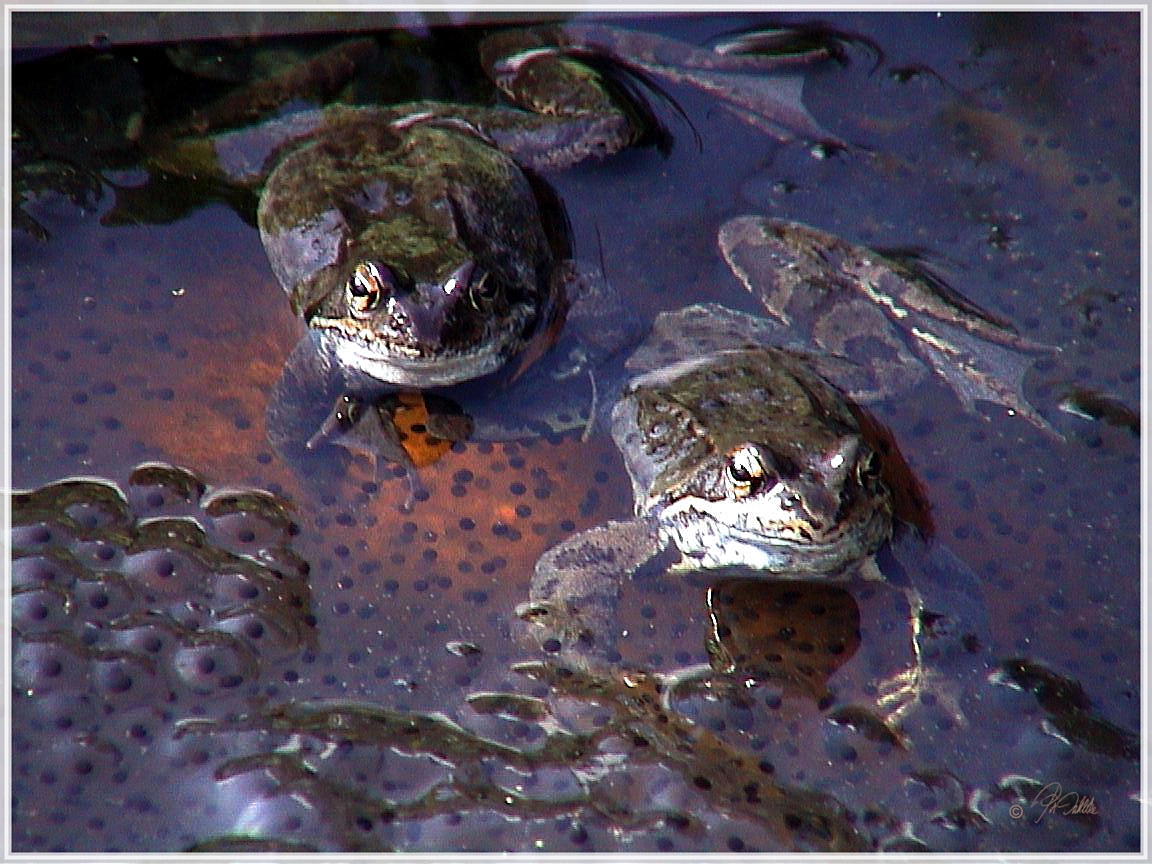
(784, 437, 869, 529)
(440, 261, 477, 300)
(782, 482, 839, 532)
(398, 262, 478, 347)
(396, 290, 450, 348)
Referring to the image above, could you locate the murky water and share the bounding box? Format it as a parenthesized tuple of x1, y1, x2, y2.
(9, 11, 1142, 854)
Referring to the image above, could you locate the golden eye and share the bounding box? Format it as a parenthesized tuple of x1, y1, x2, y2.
(725, 445, 768, 498)
(346, 261, 391, 318)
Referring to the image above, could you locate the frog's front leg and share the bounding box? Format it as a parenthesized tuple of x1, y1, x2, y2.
(519, 517, 678, 656)
(306, 391, 473, 510)
(871, 581, 966, 728)
(307, 393, 426, 507)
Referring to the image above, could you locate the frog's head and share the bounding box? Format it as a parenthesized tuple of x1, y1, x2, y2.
(615, 345, 893, 575)
(261, 115, 567, 388)
(303, 255, 543, 387)
(651, 430, 892, 575)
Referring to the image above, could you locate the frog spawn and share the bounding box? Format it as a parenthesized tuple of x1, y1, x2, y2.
(10, 450, 929, 853)
(11, 464, 314, 851)
(9, 15, 1141, 856)
(8, 347, 1132, 855)
(172, 674, 872, 853)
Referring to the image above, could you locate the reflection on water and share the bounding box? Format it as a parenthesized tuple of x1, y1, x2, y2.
(9, 10, 1141, 854)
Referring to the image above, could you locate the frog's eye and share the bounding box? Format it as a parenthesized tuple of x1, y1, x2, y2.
(856, 449, 883, 487)
(725, 445, 770, 498)
(346, 261, 393, 318)
(466, 269, 497, 309)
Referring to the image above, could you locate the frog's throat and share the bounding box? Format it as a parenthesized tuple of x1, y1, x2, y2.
(654, 493, 891, 574)
(313, 323, 515, 387)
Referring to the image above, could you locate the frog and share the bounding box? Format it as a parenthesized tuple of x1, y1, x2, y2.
(520, 303, 987, 727)
(145, 22, 851, 491)
(521, 304, 891, 643)
(718, 216, 1060, 434)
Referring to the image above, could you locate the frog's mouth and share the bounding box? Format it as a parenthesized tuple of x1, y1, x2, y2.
(305, 261, 547, 387)
(310, 304, 536, 387)
(656, 489, 892, 574)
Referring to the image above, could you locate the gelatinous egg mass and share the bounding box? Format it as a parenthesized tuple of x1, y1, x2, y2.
(10, 12, 1139, 856)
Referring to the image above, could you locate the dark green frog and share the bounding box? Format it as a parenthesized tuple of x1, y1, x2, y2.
(255, 106, 572, 388)
(154, 24, 841, 392)
(147, 25, 847, 494)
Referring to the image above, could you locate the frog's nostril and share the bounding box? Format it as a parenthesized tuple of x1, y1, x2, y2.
(400, 300, 448, 347)
(442, 261, 475, 297)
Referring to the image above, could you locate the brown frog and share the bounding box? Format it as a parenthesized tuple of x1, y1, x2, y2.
(522, 304, 986, 728)
(520, 304, 893, 647)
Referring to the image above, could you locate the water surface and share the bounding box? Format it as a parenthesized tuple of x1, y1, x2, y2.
(9, 11, 1142, 854)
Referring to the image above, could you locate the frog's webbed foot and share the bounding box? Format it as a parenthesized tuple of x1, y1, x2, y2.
(855, 537, 992, 730)
(720, 216, 1060, 435)
(874, 607, 967, 729)
(872, 564, 981, 729)
(266, 336, 441, 506)
(477, 23, 843, 169)
(876, 655, 965, 730)
(473, 28, 645, 169)
(301, 385, 478, 509)
(904, 316, 1060, 438)
(481, 25, 724, 159)
(519, 517, 674, 658)
(552, 23, 847, 148)
(307, 393, 426, 508)
(420, 394, 477, 444)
